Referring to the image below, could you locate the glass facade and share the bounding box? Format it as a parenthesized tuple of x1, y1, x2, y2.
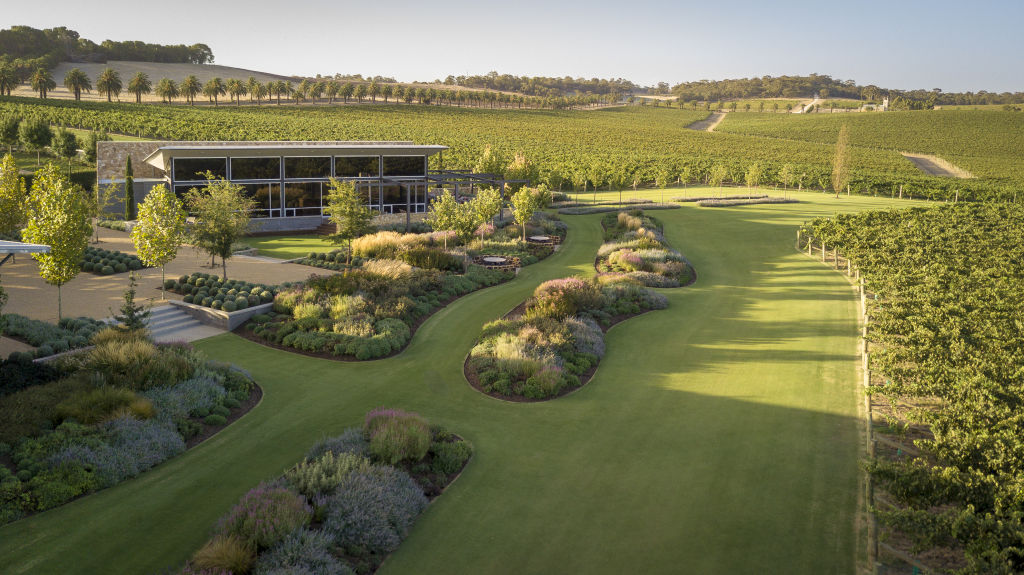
(284, 157, 331, 179)
(231, 157, 281, 180)
(335, 156, 380, 178)
(167, 151, 432, 219)
(173, 158, 226, 182)
(382, 156, 425, 177)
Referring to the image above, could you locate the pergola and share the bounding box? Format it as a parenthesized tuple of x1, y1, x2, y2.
(0, 240, 50, 267)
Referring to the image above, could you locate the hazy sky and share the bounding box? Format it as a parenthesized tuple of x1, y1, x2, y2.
(12, 0, 1024, 92)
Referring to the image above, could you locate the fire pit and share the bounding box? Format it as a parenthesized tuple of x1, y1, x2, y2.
(482, 256, 508, 265)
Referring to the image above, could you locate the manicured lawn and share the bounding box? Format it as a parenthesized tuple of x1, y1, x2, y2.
(0, 189, 918, 574)
(241, 233, 335, 259)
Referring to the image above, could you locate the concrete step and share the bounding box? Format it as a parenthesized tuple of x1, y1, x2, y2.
(144, 305, 224, 343)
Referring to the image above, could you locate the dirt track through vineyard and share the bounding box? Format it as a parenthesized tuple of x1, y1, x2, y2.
(687, 111, 727, 132)
(901, 153, 974, 178)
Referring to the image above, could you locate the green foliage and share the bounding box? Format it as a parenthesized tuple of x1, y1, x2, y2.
(364, 409, 431, 464)
(54, 386, 151, 425)
(284, 451, 373, 498)
(510, 186, 539, 241)
(17, 117, 51, 164)
(21, 163, 92, 317)
(0, 153, 26, 234)
(186, 176, 255, 279)
(429, 440, 473, 475)
(323, 178, 374, 264)
(112, 272, 150, 332)
(131, 184, 186, 296)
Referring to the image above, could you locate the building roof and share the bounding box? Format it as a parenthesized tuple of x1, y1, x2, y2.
(0, 240, 50, 254)
(143, 141, 449, 172)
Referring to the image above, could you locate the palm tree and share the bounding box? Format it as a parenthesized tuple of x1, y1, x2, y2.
(393, 85, 405, 104)
(181, 75, 201, 106)
(368, 81, 380, 102)
(203, 77, 226, 106)
(0, 64, 17, 96)
(310, 81, 325, 103)
(340, 82, 354, 103)
(96, 68, 122, 102)
(295, 79, 312, 105)
(382, 84, 393, 103)
(325, 82, 338, 104)
(63, 68, 91, 101)
(31, 68, 56, 99)
(127, 72, 152, 103)
(246, 76, 259, 103)
(253, 82, 267, 105)
(155, 78, 178, 104)
(226, 78, 246, 105)
(354, 83, 367, 103)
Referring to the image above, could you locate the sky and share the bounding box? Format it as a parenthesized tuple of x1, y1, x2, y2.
(10, 0, 1024, 93)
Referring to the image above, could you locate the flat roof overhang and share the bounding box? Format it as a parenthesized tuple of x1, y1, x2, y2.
(143, 141, 449, 173)
(0, 240, 50, 267)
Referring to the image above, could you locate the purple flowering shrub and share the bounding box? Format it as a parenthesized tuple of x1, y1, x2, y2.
(252, 528, 354, 575)
(216, 484, 312, 549)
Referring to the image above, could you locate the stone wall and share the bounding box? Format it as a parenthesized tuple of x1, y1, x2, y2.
(96, 141, 168, 182)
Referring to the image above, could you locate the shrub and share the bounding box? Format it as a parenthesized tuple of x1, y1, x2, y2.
(399, 246, 463, 272)
(0, 378, 93, 444)
(529, 277, 604, 319)
(306, 429, 370, 460)
(284, 451, 374, 498)
(55, 387, 153, 425)
(204, 414, 227, 426)
(191, 535, 256, 574)
(430, 440, 473, 475)
(222, 301, 237, 313)
(292, 302, 322, 321)
(252, 529, 353, 575)
(363, 408, 431, 464)
(0, 354, 59, 396)
(216, 485, 312, 549)
(47, 416, 186, 488)
(322, 465, 428, 554)
(564, 316, 606, 357)
(25, 461, 98, 511)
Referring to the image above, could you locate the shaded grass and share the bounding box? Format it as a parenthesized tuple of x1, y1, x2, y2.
(0, 190, 922, 574)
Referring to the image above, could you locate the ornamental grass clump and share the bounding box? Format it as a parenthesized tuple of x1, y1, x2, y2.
(363, 408, 431, 464)
(190, 534, 256, 574)
(216, 484, 312, 549)
(528, 277, 604, 320)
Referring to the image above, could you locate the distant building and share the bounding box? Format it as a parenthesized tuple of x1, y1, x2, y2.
(97, 141, 449, 232)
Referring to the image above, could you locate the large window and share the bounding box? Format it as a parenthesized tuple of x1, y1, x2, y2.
(283, 182, 322, 217)
(238, 183, 280, 218)
(382, 156, 425, 177)
(174, 184, 206, 210)
(335, 156, 380, 178)
(173, 158, 226, 182)
(231, 157, 281, 180)
(379, 183, 427, 213)
(284, 157, 331, 179)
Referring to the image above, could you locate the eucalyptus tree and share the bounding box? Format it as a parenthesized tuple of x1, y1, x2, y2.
(96, 67, 122, 102)
(63, 68, 92, 101)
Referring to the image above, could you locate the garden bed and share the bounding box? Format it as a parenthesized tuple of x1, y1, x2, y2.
(175, 408, 471, 575)
(595, 210, 695, 287)
(697, 197, 800, 207)
(558, 203, 680, 215)
(1, 315, 107, 359)
(0, 330, 261, 526)
(244, 220, 566, 362)
(165, 273, 279, 312)
(79, 246, 148, 275)
(464, 274, 669, 402)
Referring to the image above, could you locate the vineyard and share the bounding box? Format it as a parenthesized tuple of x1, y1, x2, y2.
(802, 204, 1024, 574)
(717, 110, 1024, 189)
(2, 96, 1014, 200)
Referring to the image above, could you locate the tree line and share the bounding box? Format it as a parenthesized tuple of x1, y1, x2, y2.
(671, 73, 1024, 107)
(439, 71, 636, 99)
(0, 26, 213, 75)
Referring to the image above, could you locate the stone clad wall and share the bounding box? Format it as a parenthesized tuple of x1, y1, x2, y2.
(96, 141, 169, 182)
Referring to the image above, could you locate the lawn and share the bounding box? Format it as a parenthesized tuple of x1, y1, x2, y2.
(0, 189, 916, 574)
(241, 233, 335, 259)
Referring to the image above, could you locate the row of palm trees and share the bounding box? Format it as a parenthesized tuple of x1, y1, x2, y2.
(7, 66, 621, 110)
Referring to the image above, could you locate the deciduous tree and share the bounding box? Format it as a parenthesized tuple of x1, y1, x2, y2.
(0, 114, 20, 154)
(0, 154, 26, 235)
(131, 184, 186, 299)
(426, 189, 460, 249)
(18, 117, 52, 166)
(323, 179, 374, 265)
(51, 128, 78, 176)
(469, 188, 502, 241)
(186, 175, 254, 279)
(22, 163, 92, 319)
(510, 186, 539, 241)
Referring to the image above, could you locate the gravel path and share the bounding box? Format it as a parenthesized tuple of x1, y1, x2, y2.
(901, 153, 973, 178)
